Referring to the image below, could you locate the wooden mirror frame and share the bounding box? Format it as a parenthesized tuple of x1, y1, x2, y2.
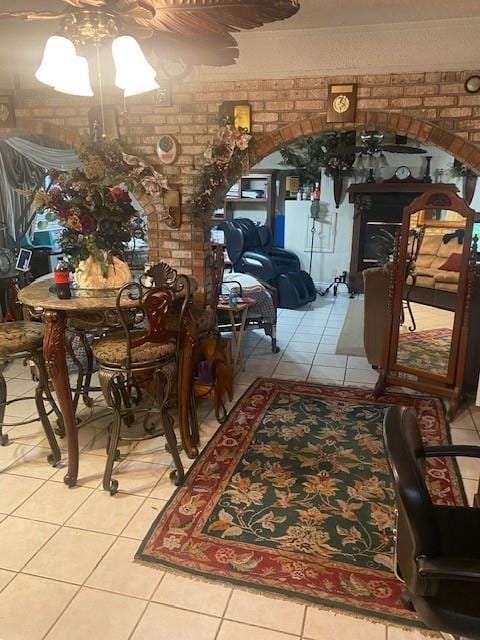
(374, 187, 478, 419)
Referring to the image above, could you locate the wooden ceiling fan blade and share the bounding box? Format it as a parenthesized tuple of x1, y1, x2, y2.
(0, 10, 66, 21)
(147, 31, 239, 65)
(139, 1, 299, 34)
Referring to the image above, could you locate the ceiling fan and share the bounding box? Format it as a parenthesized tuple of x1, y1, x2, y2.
(0, 0, 300, 69)
(352, 130, 427, 156)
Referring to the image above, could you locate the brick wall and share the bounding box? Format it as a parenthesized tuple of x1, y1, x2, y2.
(7, 68, 480, 285)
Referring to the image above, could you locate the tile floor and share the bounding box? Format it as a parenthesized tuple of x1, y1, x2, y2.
(0, 293, 478, 639)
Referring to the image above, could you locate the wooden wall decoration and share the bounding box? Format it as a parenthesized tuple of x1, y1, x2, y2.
(162, 189, 182, 229)
(219, 100, 251, 132)
(327, 83, 357, 124)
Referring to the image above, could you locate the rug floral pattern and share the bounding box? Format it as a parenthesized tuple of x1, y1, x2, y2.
(397, 327, 452, 376)
(137, 380, 465, 626)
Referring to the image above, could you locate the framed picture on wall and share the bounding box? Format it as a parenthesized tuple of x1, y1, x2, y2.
(0, 95, 15, 128)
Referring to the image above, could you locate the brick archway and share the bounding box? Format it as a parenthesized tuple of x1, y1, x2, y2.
(252, 110, 480, 173)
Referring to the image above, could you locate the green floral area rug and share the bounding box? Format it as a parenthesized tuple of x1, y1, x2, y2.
(397, 328, 452, 376)
(136, 379, 464, 626)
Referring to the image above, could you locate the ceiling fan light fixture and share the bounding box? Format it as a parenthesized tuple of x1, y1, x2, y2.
(54, 55, 93, 97)
(35, 35, 77, 87)
(112, 35, 157, 90)
(123, 77, 160, 97)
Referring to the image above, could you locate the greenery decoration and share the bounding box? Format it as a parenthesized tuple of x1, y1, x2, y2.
(189, 120, 251, 225)
(280, 131, 356, 185)
(450, 158, 477, 178)
(32, 140, 168, 275)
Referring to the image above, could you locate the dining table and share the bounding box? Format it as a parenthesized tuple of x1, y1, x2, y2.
(18, 278, 144, 487)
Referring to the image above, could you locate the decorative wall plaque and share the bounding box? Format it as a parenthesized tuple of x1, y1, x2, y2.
(154, 81, 172, 107)
(219, 100, 251, 132)
(162, 189, 181, 228)
(327, 83, 357, 124)
(156, 134, 179, 165)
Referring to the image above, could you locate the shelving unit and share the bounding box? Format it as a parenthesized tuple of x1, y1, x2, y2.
(212, 171, 277, 228)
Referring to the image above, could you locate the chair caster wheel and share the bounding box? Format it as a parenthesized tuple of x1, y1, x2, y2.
(272, 346, 280, 353)
(0, 433, 9, 446)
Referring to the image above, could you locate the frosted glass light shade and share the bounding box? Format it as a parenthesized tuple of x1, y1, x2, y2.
(35, 36, 77, 87)
(54, 56, 93, 97)
(112, 35, 158, 95)
(123, 75, 159, 97)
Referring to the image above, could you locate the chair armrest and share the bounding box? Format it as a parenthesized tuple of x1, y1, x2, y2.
(424, 445, 480, 459)
(417, 556, 480, 582)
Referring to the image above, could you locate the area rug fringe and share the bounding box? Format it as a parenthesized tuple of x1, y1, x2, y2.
(133, 554, 436, 634)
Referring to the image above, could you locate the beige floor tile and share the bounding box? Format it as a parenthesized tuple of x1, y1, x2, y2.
(5, 378, 37, 398)
(226, 590, 305, 635)
(86, 537, 162, 598)
(45, 587, 146, 640)
(0, 474, 43, 514)
(24, 526, 115, 584)
(0, 441, 35, 472)
(313, 354, 347, 367)
(131, 602, 220, 640)
(14, 480, 93, 525)
(0, 568, 15, 591)
(0, 573, 77, 640)
(450, 408, 476, 431)
(218, 620, 299, 640)
(457, 456, 480, 481)
(5, 420, 48, 446)
(346, 356, 371, 370)
(450, 427, 480, 445)
(3, 446, 59, 480)
(113, 459, 169, 496)
(303, 608, 386, 640)
(152, 572, 231, 616)
(308, 365, 345, 382)
(281, 349, 315, 364)
(387, 626, 436, 639)
(129, 438, 181, 466)
(314, 343, 337, 355)
(274, 363, 311, 381)
(66, 489, 144, 534)
(287, 340, 320, 354)
(51, 452, 106, 489)
(149, 469, 179, 501)
(344, 367, 378, 384)
(0, 516, 58, 571)
(462, 478, 478, 506)
(121, 497, 166, 539)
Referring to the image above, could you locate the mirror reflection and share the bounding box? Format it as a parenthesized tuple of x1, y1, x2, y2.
(395, 209, 467, 378)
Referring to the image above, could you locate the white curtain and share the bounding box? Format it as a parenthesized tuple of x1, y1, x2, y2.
(0, 136, 80, 242)
(5, 137, 80, 171)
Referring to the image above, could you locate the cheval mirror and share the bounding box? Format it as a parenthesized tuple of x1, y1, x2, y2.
(375, 187, 477, 419)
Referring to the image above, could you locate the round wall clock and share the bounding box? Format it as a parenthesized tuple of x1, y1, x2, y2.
(395, 166, 412, 180)
(156, 134, 179, 165)
(465, 75, 480, 94)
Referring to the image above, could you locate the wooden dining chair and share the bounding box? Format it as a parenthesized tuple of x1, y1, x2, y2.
(92, 282, 186, 495)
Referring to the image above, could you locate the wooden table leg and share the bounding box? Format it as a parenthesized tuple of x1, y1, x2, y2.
(43, 309, 79, 487)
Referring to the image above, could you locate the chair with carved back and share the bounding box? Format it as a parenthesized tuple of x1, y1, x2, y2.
(141, 261, 198, 458)
(191, 245, 233, 434)
(92, 282, 185, 495)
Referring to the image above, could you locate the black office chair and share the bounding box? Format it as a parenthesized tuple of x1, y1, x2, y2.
(383, 405, 480, 640)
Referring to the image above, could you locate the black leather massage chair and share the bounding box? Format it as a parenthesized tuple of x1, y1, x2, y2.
(218, 218, 316, 309)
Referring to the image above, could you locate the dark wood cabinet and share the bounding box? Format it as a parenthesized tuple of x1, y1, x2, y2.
(347, 182, 458, 292)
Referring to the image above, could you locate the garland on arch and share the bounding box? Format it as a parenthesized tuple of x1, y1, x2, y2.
(189, 120, 252, 225)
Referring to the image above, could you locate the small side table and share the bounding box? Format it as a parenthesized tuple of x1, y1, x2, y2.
(217, 300, 254, 371)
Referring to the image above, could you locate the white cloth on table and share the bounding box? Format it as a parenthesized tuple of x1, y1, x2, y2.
(222, 272, 275, 325)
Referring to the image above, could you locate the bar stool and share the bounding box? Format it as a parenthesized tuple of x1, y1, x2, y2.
(0, 320, 61, 466)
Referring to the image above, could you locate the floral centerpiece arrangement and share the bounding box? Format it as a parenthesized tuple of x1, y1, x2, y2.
(33, 140, 168, 288)
(190, 119, 251, 225)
